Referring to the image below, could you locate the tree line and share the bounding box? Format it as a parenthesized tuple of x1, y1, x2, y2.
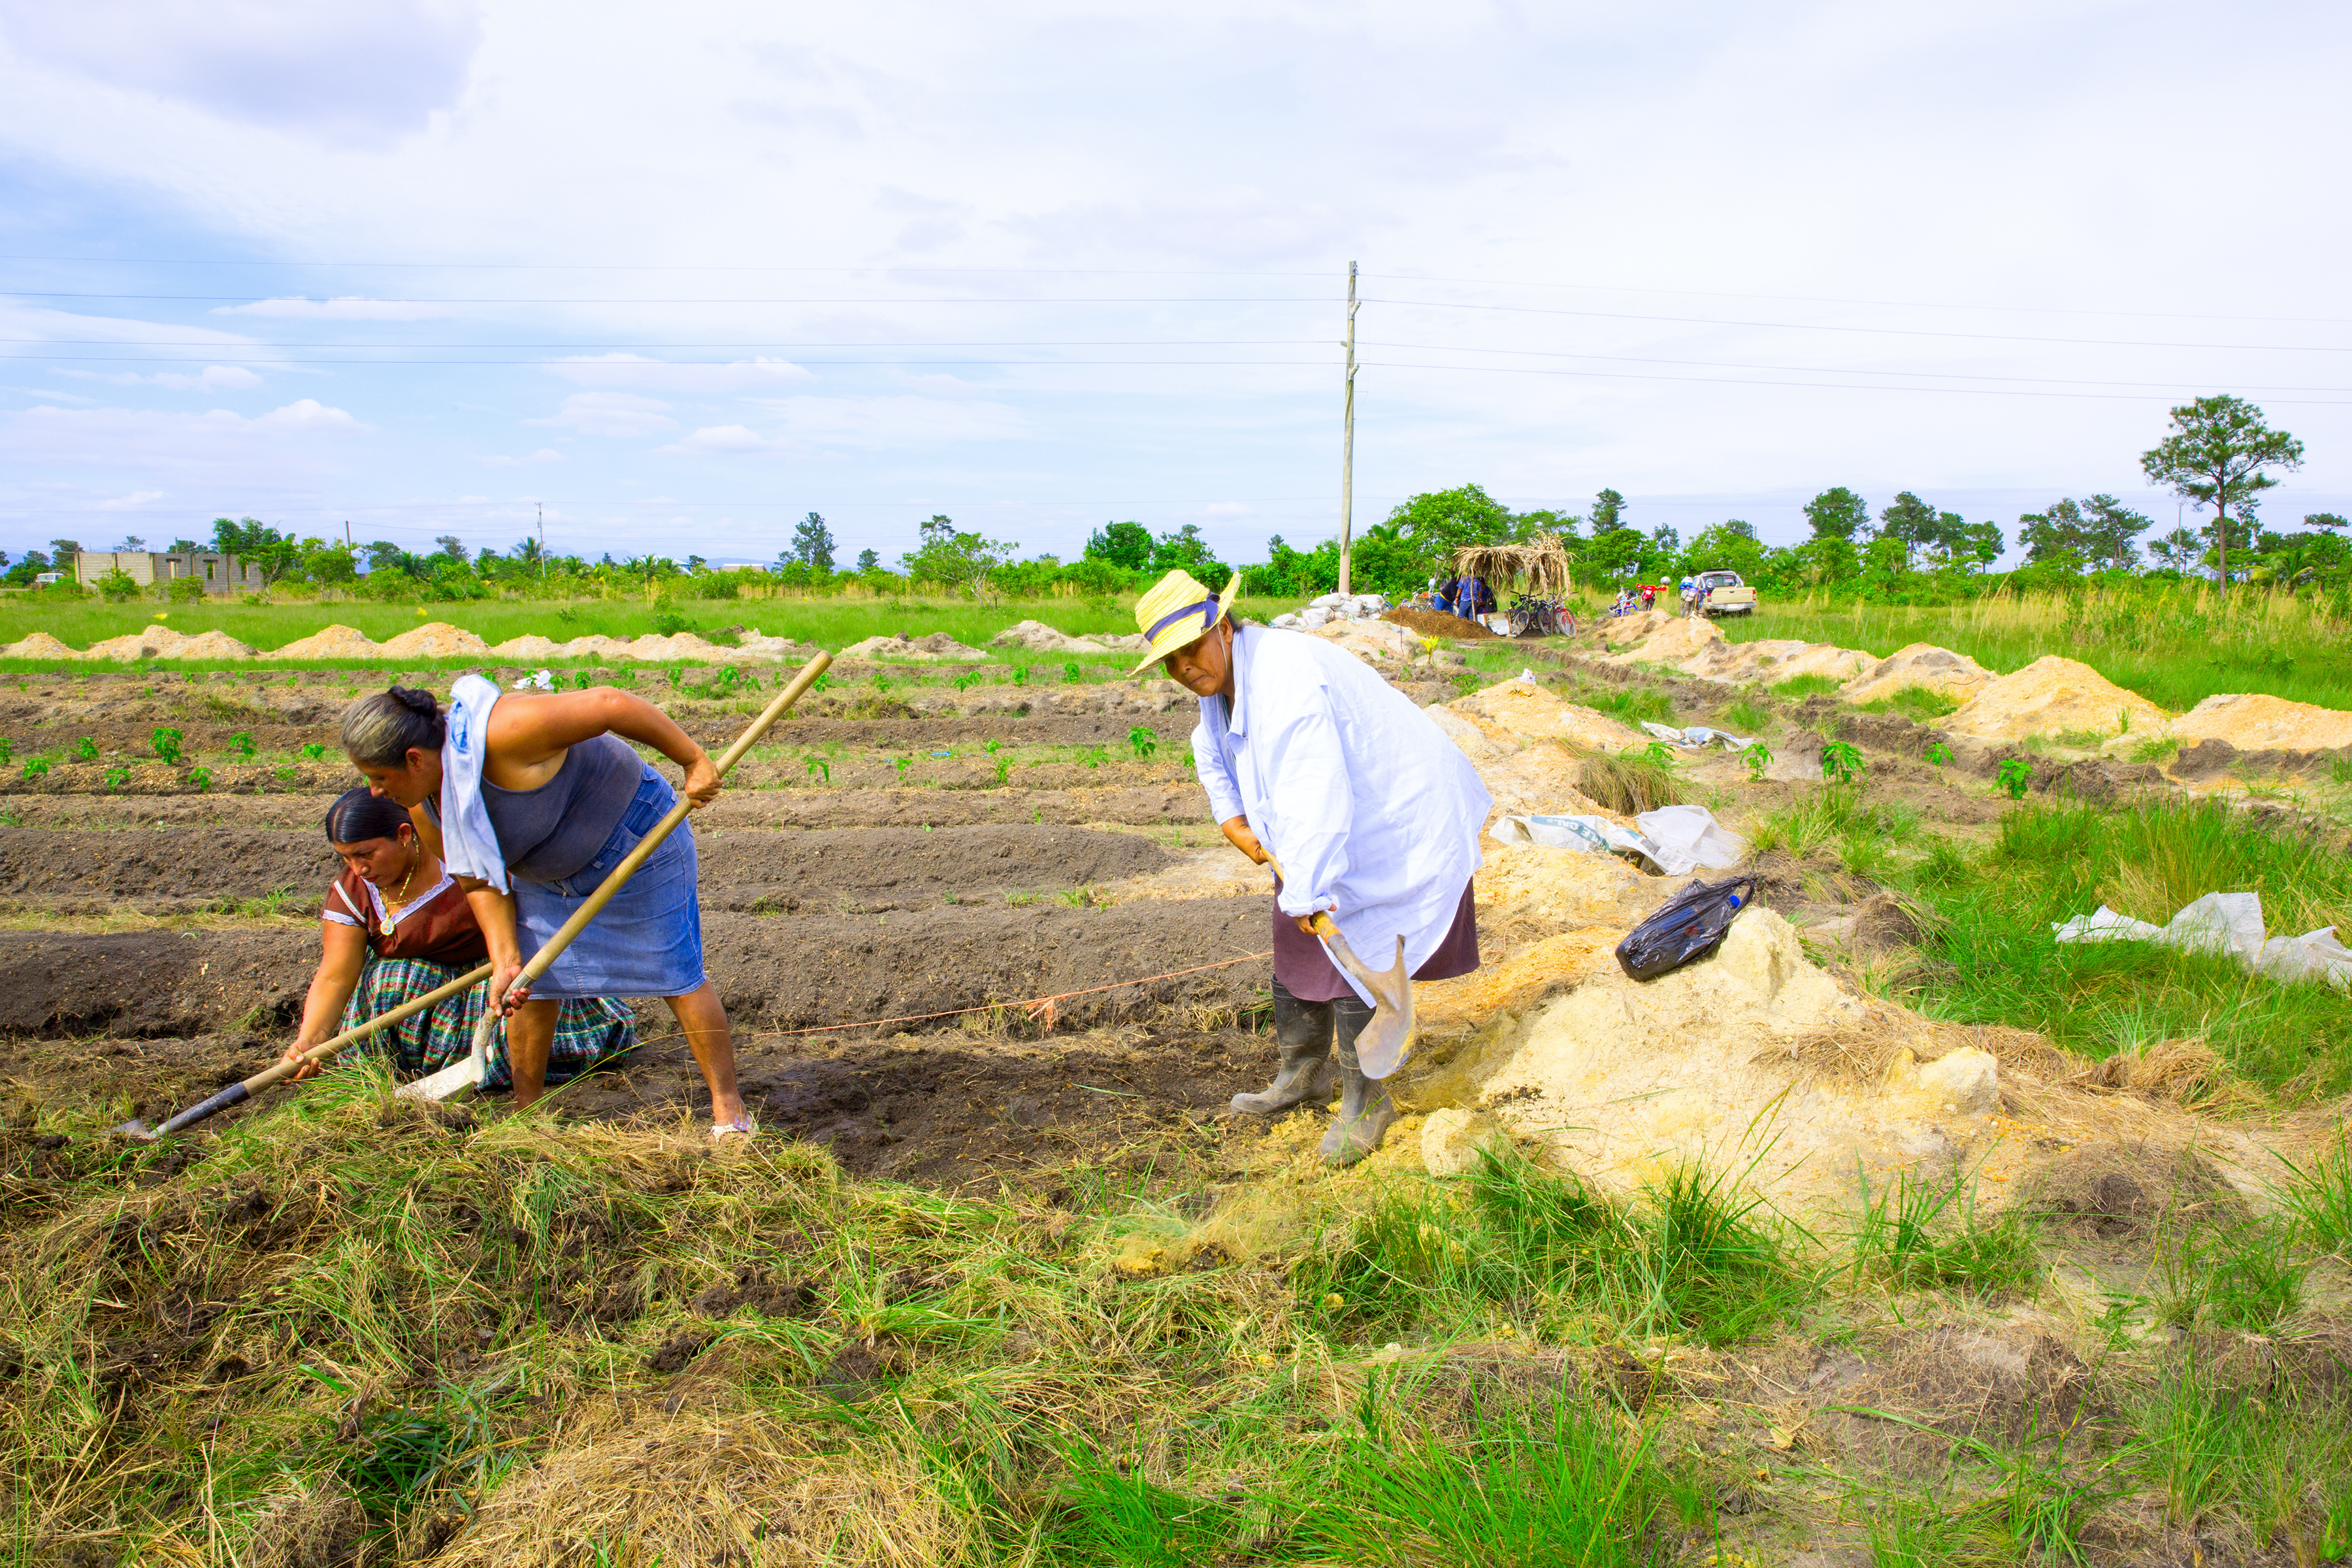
(8, 393, 2338, 605)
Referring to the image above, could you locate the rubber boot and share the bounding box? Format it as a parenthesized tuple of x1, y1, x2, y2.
(1230, 988, 1334, 1115)
(1319, 1041, 1396, 1168)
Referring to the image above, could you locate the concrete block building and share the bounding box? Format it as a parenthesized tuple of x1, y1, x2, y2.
(74, 551, 266, 596)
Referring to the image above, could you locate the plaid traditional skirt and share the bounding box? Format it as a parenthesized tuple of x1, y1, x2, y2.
(340, 956, 635, 1090)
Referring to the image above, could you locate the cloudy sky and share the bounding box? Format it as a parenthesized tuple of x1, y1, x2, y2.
(2, 0, 2347, 571)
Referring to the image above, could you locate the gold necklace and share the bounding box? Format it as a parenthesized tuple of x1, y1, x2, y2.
(381, 848, 423, 936)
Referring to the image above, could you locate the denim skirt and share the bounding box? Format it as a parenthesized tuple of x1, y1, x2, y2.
(512, 764, 708, 1000)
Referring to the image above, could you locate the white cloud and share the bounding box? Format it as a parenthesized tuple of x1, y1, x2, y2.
(1201, 501, 1254, 519)
(548, 354, 815, 392)
(476, 448, 566, 468)
(57, 365, 263, 391)
(214, 297, 453, 320)
(95, 489, 167, 510)
(0, 0, 483, 146)
(659, 425, 796, 458)
(755, 396, 1034, 449)
(0, 399, 364, 478)
(0, 302, 253, 348)
(527, 393, 677, 438)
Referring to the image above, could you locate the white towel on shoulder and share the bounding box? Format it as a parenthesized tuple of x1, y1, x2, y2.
(438, 673, 510, 894)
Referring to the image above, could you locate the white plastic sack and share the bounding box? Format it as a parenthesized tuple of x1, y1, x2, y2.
(2053, 890, 2351, 990)
(1491, 804, 1748, 877)
(1634, 804, 1751, 873)
(1639, 722, 1761, 751)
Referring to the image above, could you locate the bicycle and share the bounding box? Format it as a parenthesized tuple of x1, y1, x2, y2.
(1506, 595, 1571, 638)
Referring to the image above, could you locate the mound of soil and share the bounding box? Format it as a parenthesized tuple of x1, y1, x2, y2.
(378, 622, 491, 659)
(267, 624, 384, 659)
(2166, 691, 2352, 753)
(1942, 655, 2166, 745)
(1839, 642, 1993, 706)
(1382, 607, 1494, 640)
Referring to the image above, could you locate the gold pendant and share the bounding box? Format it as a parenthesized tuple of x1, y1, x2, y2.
(382, 919, 397, 936)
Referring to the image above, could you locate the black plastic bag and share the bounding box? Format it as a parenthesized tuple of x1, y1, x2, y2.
(1615, 876, 1757, 981)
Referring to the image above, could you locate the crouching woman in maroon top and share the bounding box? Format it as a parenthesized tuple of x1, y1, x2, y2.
(282, 789, 633, 1090)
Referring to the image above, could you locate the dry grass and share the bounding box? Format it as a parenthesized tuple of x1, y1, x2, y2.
(440, 1407, 972, 1568)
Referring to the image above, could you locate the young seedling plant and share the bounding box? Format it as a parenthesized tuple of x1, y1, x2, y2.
(105, 766, 130, 791)
(188, 766, 214, 792)
(1741, 741, 1772, 782)
(152, 727, 183, 764)
(299, 742, 328, 761)
(1128, 726, 1158, 761)
(72, 736, 98, 762)
(1997, 757, 2034, 800)
(1062, 661, 1083, 683)
(1925, 740, 1953, 767)
(21, 758, 47, 781)
(1820, 740, 1863, 785)
(894, 756, 913, 779)
(804, 757, 830, 786)
(229, 732, 257, 759)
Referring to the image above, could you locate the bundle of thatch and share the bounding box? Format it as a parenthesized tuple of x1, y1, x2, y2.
(1453, 532, 1573, 596)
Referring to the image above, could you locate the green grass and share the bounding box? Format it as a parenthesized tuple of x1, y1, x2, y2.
(1857, 684, 1961, 722)
(1716, 698, 1772, 734)
(1580, 683, 1675, 727)
(1747, 785, 1918, 860)
(1294, 1148, 1812, 1347)
(0, 592, 1285, 668)
(1769, 672, 1844, 698)
(1723, 585, 2352, 712)
(2135, 1355, 2352, 1548)
(1847, 1168, 2040, 1298)
(1564, 743, 1686, 814)
(1893, 794, 2352, 1092)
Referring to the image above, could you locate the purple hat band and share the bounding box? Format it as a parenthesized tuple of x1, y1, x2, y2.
(1145, 596, 1219, 644)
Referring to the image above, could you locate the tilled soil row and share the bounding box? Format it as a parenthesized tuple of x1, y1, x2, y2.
(0, 825, 1174, 913)
(0, 783, 1215, 832)
(0, 896, 1270, 1041)
(0, 1019, 1273, 1188)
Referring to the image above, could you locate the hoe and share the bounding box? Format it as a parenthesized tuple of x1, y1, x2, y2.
(113, 651, 833, 1140)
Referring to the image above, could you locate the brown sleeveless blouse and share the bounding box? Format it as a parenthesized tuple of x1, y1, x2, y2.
(323, 866, 490, 966)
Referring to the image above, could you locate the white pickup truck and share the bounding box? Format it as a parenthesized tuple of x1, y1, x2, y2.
(1695, 570, 1757, 617)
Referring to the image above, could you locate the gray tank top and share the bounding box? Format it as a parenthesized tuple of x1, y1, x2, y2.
(481, 732, 645, 883)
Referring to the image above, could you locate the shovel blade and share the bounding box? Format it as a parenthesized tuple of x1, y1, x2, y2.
(110, 1120, 159, 1142)
(1318, 930, 1417, 1081)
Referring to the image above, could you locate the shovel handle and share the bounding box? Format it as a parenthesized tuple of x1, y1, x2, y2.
(509, 650, 831, 993)
(1260, 854, 1341, 939)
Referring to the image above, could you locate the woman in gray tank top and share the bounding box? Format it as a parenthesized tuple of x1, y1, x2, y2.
(340, 681, 753, 1139)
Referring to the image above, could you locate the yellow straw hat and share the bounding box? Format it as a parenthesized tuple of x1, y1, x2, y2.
(1128, 568, 1241, 675)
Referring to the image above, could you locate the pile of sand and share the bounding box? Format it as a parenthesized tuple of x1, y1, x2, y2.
(1592, 608, 1674, 651)
(1605, 614, 1725, 670)
(378, 622, 491, 659)
(489, 634, 566, 661)
(82, 627, 190, 659)
(1839, 642, 1995, 706)
(173, 630, 257, 660)
(839, 632, 989, 662)
(736, 630, 808, 661)
(270, 624, 384, 660)
(991, 618, 1109, 654)
(0, 631, 81, 660)
(1313, 617, 1421, 665)
(1712, 638, 1874, 685)
(1412, 907, 2016, 1211)
(1447, 679, 1650, 753)
(619, 632, 729, 662)
(2164, 692, 2352, 754)
(1941, 655, 2167, 745)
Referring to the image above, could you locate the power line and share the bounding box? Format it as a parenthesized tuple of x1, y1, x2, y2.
(1360, 296, 2351, 354)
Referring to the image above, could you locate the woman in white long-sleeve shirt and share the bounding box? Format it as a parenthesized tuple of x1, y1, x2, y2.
(1127, 570, 1492, 1165)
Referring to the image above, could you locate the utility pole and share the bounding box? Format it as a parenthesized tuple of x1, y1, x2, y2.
(343, 519, 352, 549)
(537, 502, 546, 585)
(1337, 261, 1358, 596)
